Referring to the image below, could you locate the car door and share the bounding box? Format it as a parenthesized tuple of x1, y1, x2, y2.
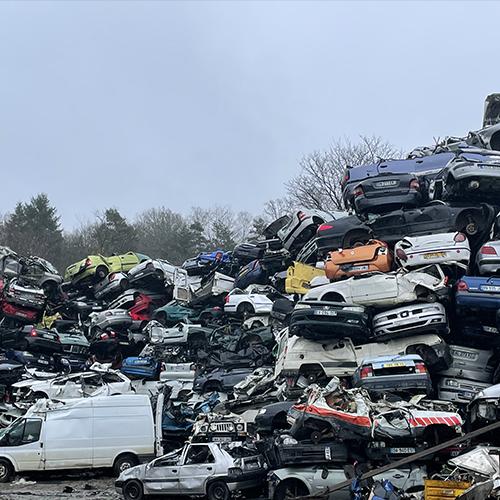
(142, 451, 182, 495)
(178, 444, 216, 494)
(351, 274, 399, 306)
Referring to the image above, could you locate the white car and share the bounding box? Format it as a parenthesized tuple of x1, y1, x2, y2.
(303, 264, 449, 308)
(224, 285, 274, 314)
(11, 366, 133, 404)
(476, 240, 500, 276)
(372, 302, 449, 339)
(394, 232, 471, 270)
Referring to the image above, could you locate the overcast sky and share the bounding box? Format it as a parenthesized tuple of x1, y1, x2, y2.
(1, 1, 499, 230)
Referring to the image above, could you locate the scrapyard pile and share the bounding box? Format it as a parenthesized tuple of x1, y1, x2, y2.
(5, 97, 500, 500)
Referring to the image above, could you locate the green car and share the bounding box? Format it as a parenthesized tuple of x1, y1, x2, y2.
(64, 252, 150, 286)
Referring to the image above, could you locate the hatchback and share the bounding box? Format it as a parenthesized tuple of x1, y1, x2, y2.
(475, 240, 500, 276)
(351, 354, 432, 395)
(394, 232, 471, 271)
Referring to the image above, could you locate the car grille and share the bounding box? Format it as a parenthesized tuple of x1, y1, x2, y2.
(211, 423, 235, 433)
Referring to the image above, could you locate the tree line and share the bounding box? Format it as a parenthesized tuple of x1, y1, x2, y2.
(0, 136, 401, 272)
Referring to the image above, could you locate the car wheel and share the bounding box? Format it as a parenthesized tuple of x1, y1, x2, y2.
(17, 339, 29, 351)
(274, 480, 308, 500)
(120, 278, 130, 291)
(207, 481, 230, 500)
(465, 222, 478, 236)
(306, 372, 318, 384)
(425, 292, 437, 303)
(113, 453, 138, 477)
(310, 430, 322, 444)
(95, 266, 109, 280)
(0, 458, 13, 483)
(123, 479, 144, 500)
(237, 303, 255, 314)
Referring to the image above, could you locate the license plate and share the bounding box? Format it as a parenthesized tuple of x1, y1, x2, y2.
(314, 309, 337, 316)
(212, 436, 231, 442)
(452, 350, 476, 359)
(375, 180, 397, 187)
(348, 265, 369, 272)
(462, 391, 475, 399)
(381, 362, 406, 368)
(390, 447, 415, 454)
(15, 312, 28, 317)
(482, 285, 500, 292)
(483, 325, 498, 333)
(423, 252, 447, 259)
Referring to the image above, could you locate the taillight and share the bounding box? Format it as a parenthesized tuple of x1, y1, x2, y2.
(298, 211, 306, 220)
(457, 281, 468, 291)
(414, 363, 427, 373)
(109, 273, 115, 280)
(85, 258, 92, 268)
(146, 262, 154, 268)
(360, 366, 373, 378)
(354, 186, 364, 197)
(225, 296, 230, 303)
(454, 232, 466, 243)
(190, 364, 196, 371)
(318, 224, 333, 232)
(395, 248, 407, 262)
(409, 179, 419, 190)
(30, 329, 38, 337)
(481, 246, 498, 255)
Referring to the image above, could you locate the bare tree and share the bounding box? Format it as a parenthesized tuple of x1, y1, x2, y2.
(285, 136, 403, 211)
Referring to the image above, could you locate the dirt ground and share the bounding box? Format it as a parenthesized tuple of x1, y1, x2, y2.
(1, 470, 121, 500)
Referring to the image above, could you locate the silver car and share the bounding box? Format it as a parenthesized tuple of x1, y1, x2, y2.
(268, 464, 426, 500)
(476, 240, 500, 275)
(115, 442, 266, 500)
(372, 302, 449, 339)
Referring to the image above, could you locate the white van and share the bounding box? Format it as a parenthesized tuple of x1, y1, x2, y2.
(0, 394, 155, 482)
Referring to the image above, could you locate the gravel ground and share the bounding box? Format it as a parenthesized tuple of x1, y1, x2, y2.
(1, 471, 121, 500)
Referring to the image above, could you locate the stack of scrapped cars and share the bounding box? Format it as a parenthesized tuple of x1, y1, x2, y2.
(6, 112, 500, 495)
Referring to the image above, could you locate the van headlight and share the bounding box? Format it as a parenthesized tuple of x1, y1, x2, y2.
(294, 304, 311, 310)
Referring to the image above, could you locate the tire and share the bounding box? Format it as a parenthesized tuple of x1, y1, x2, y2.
(343, 230, 371, 249)
(95, 266, 109, 280)
(310, 430, 322, 444)
(0, 458, 14, 483)
(17, 338, 29, 351)
(123, 479, 144, 500)
(120, 279, 130, 291)
(113, 453, 138, 477)
(426, 292, 437, 303)
(207, 481, 230, 500)
(306, 372, 318, 384)
(274, 480, 308, 500)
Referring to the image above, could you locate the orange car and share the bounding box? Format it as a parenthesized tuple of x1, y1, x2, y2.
(324, 239, 393, 280)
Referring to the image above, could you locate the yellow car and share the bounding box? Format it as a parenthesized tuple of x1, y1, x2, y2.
(64, 252, 150, 286)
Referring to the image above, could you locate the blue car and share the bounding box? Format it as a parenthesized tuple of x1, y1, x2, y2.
(455, 275, 500, 313)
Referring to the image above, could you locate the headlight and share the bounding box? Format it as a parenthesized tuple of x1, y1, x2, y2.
(445, 379, 459, 388)
(294, 303, 311, 310)
(342, 306, 364, 313)
(258, 408, 267, 415)
(236, 423, 245, 431)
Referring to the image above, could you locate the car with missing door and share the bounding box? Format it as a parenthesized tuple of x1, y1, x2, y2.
(115, 441, 266, 500)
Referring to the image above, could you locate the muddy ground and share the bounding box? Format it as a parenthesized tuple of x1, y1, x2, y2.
(1, 470, 121, 500)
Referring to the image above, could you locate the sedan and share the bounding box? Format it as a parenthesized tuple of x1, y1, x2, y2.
(353, 173, 427, 215)
(303, 264, 449, 308)
(351, 354, 432, 395)
(431, 153, 500, 203)
(455, 276, 500, 313)
(394, 232, 471, 271)
(128, 259, 176, 288)
(476, 240, 500, 275)
(92, 271, 130, 300)
(11, 366, 132, 403)
(224, 285, 274, 315)
(289, 301, 372, 343)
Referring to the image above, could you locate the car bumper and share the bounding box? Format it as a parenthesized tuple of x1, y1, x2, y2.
(455, 293, 500, 311)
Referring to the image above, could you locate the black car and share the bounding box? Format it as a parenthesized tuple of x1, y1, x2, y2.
(289, 301, 372, 343)
(254, 400, 295, 436)
(0, 325, 62, 355)
(353, 173, 428, 215)
(314, 202, 497, 256)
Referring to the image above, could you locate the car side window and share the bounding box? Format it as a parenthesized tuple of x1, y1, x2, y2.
(186, 445, 214, 464)
(2, 418, 42, 446)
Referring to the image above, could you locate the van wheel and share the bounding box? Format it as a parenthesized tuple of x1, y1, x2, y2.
(208, 480, 230, 500)
(113, 453, 138, 476)
(123, 479, 144, 500)
(0, 458, 13, 483)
